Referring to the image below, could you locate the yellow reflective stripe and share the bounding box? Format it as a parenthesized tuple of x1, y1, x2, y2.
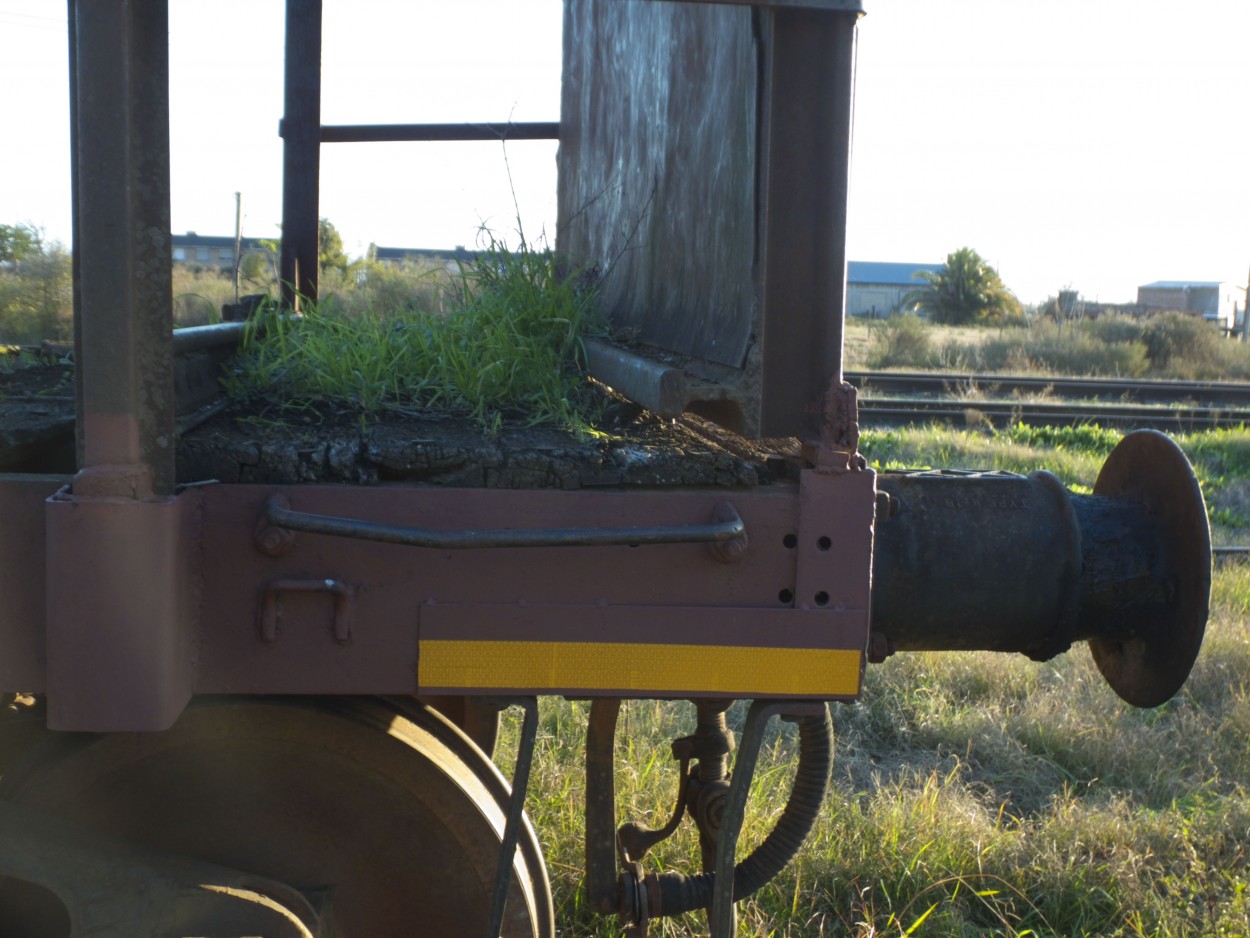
(419, 640, 861, 697)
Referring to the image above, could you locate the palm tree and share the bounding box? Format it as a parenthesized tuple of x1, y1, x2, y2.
(904, 247, 1021, 324)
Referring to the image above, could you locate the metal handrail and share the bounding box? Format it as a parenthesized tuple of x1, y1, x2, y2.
(263, 495, 745, 550)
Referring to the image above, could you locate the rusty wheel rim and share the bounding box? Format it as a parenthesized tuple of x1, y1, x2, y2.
(0, 696, 553, 936)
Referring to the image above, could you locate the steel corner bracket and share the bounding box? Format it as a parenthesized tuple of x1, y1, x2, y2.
(44, 489, 200, 731)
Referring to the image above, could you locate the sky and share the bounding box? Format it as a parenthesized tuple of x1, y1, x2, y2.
(1, 0, 1248, 306)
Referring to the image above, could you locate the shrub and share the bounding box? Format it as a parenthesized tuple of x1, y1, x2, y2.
(979, 329, 1149, 377)
(319, 258, 449, 319)
(0, 243, 72, 343)
(1141, 311, 1221, 372)
(1083, 313, 1144, 346)
(868, 314, 935, 369)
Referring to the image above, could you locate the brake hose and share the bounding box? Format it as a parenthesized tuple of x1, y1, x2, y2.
(649, 706, 833, 914)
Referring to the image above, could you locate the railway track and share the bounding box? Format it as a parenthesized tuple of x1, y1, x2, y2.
(845, 370, 1250, 430)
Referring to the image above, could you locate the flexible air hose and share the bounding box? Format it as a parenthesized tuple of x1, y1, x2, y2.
(651, 705, 833, 914)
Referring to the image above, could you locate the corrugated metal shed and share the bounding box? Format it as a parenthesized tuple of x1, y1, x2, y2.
(848, 261, 942, 286)
(1139, 280, 1224, 290)
(845, 261, 942, 317)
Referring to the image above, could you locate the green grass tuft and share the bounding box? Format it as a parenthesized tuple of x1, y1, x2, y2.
(221, 238, 606, 433)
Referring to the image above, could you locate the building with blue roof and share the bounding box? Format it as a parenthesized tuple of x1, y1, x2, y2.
(845, 261, 944, 318)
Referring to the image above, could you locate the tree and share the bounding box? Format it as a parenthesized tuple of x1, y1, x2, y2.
(318, 217, 349, 275)
(904, 246, 1022, 325)
(0, 223, 41, 267)
(0, 240, 72, 342)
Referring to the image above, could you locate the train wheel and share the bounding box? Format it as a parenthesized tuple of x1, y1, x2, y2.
(0, 696, 554, 937)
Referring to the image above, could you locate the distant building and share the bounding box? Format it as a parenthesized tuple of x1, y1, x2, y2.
(172, 232, 274, 272)
(845, 261, 944, 318)
(1137, 280, 1244, 331)
(371, 245, 479, 268)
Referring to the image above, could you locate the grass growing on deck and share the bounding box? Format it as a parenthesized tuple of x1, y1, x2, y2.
(221, 240, 605, 433)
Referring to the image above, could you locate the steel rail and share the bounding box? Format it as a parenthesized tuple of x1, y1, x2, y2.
(857, 398, 1250, 431)
(847, 369, 1250, 407)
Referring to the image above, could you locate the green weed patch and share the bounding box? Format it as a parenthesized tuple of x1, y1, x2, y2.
(222, 241, 605, 433)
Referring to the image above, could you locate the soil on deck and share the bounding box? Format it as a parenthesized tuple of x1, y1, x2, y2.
(2, 358, 785, 488)
(180, 405, 776, 488)
(0, 356, 75, 473)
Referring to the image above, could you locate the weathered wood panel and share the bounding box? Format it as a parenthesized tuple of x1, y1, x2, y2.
(559, 2, 861, 441)
(558, 1, 758, 370)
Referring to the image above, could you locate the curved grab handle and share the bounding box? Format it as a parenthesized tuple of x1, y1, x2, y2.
(262, 495, 747, 553)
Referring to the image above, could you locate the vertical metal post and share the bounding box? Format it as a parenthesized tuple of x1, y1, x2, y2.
(280, 0, 322, 307)
(233, 190, 243, 304)
(54, 0, 194, 732)
(67, 0, 83, 472)
(1243, 263, 1250, 342)
(70, 0, 175, 498)
(756, 8, 859, 440)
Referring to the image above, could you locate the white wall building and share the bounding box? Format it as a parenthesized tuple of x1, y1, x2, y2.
(1137, 280, 1245, 332)
(845, 261, 943, 318)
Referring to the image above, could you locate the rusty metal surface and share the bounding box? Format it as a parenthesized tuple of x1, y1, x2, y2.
(182, 480, 872, 702)
(871, 471, 1083, 657)
(0, 477, 68, 692)
(584, 338, 697, 418)
(756, 9, 857, 439)
(0, 697, 554, 936)
(584, 698, 622, 916)
(9, 429, 1206, 718)
(43, 488, 199, 731)
(559, 2, 860, 439)
(1088, 429, 1211, 707)
(0, 476, 874, 714)
(69, 0, 176, 498)
(870, 431, 1211, 705)
(280, 0, 322, 305)
(318, 121, 560, 143)
(0, 800, 318, 937)
(265, 491, 747, 549)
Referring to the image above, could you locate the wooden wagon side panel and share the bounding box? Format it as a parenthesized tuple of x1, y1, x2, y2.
(557, 1, 759, 372)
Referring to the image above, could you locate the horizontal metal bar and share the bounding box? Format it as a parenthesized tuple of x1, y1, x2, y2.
(264, 495, 745, 550)
(306, 122, 560, 144)
(647, 0, 863, 10)
(584, 338, 690, 417)
(171, 322, 247, 355)
(1214, 546, 1250, 557)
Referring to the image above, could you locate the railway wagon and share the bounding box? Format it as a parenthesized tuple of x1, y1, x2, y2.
(0, 0, 1212, 935)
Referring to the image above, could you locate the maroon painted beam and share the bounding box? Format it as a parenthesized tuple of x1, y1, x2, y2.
(279, 0, 322, 307)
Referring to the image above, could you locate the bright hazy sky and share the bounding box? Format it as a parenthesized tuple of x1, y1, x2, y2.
(2, 0, 1248, 305)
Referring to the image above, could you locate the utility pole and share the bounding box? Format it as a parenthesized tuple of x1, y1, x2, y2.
(1243, 263, 1250, 342)
(233, 191, 242, 304)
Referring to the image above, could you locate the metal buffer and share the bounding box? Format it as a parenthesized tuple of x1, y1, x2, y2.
(581, 429, 1209, 936)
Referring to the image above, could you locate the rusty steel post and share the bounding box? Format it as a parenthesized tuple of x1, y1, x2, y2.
(69, 0, 175, 499)
(585, 699, 622, 916)
(66, 0, 83, 472)
(280, 0, 323, 307)
(50, 0, 197, 732)
(756, 5, 860, 441)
